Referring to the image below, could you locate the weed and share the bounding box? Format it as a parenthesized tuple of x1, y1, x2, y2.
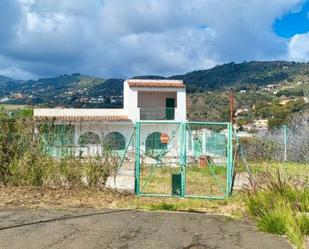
(150, 202, 178, 211)
(298, 214, 309, 235)
(244, 169, 309, 249)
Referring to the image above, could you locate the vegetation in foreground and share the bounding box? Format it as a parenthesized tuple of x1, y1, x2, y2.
(0, 109, 116, 188)
(244, 171, 309, 249)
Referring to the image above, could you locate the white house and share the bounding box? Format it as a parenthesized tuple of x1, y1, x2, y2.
(34, 79, 187, 158)
(34, 79, 229, 191)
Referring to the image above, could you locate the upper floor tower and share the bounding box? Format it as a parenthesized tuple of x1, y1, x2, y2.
(123, 79, 186, 122)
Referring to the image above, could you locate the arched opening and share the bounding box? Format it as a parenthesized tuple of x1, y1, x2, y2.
(103, 132, 126, 151)
(145, 132, 166, 152)
(78, 132, 101, 145)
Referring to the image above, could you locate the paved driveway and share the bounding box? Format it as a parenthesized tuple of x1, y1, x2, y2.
(0, 208, 292, 249)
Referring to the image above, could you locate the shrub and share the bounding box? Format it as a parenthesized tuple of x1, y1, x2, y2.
(244, 171, 309, 249)
(0, 110, 117, 188)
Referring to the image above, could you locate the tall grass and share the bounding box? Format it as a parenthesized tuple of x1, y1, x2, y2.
(244, 171, 309, 249)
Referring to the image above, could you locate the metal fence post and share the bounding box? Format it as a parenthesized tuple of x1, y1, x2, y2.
(227, 122, 233, 196)
(180, 122, 187, 197)
(135, 122, 140, 195)
(283, 125, 287, 162)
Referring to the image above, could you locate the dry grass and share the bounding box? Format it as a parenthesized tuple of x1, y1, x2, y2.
(0, 186, 135, 210)
(185, 165, 227, 196)
(140, 165, 227, 197)
(0, 186, 245, 217)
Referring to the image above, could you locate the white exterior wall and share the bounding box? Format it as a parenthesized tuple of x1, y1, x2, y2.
(139, 123, 181, 165)
(49, 121, 180, 159)
(73, 122, 134, 155)
(124, 81, 139, 122)
(176, 89, 187, 121)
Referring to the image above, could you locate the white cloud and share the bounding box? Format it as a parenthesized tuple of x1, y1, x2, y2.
(0, 0, 305, 79)
(0, 66, 36, 80)
(288, 32, 309, 61)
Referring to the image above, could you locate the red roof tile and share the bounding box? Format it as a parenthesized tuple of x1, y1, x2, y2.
(127, 79, 185, 88)
(35, 115, 129, 122)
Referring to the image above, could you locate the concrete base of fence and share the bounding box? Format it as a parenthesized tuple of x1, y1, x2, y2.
(105, 175, 135, 192)
(105, 162, 135, 192)
(233, 172, 250, 190)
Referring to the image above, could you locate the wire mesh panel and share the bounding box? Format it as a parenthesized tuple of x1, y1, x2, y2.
(135, 121, 233, 198)
(236, 121, 309, 180)
(185, 122, 232, 199)
(136, 121, 182, 196)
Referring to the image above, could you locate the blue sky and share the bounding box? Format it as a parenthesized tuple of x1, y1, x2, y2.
(274, 1, 309, 37)
(0, 0, 309, 80)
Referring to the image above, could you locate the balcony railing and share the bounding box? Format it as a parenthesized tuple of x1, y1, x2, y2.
(140, 107, 175, 120)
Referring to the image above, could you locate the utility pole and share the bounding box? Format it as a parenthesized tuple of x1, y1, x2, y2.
(229, 88, 235, 124)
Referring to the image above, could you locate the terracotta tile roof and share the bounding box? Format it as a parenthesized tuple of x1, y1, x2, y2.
(35, 115, 129, 122)
(127, 79, 185, 88)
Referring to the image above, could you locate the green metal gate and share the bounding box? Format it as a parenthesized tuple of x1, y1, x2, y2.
(135, 121, 183, 196)
(185, 122, 233, 199)
(134, 121, 233, 199)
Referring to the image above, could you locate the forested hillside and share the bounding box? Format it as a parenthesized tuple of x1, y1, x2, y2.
(173, 61, 309, 92)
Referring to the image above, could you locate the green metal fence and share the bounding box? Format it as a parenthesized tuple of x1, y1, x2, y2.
(134, 121, 234, 199)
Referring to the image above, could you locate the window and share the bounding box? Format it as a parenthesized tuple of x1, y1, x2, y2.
(103, 132, 126, 150)
(145, 132, 166, 151)
(78, 132, 101, 145)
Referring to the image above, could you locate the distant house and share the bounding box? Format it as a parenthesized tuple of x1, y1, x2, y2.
(279, 99, 292, 106)
(235, 108, 248, 117)
(0, 97, 10, 103)
(253, 119, 268, 131)
(242, 119, 268, 131)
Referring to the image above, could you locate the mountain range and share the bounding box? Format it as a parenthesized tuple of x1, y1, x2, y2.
(0, 61, 309, 109)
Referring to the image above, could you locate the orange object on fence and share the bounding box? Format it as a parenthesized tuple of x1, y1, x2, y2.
(199, 156, 207, 167)
(160, 133, 169, 144)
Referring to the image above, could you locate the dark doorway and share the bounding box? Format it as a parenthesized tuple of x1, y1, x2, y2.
(165, 98, 175, 120)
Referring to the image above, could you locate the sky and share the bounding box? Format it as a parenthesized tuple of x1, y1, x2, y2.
(0, 0, 309, 80)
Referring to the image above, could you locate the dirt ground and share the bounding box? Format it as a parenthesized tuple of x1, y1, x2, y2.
(0, 208, 292, 249)
(0, 187, 243, 216)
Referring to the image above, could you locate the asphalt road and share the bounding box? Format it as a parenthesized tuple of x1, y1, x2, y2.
(0, 208, 292, 249)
